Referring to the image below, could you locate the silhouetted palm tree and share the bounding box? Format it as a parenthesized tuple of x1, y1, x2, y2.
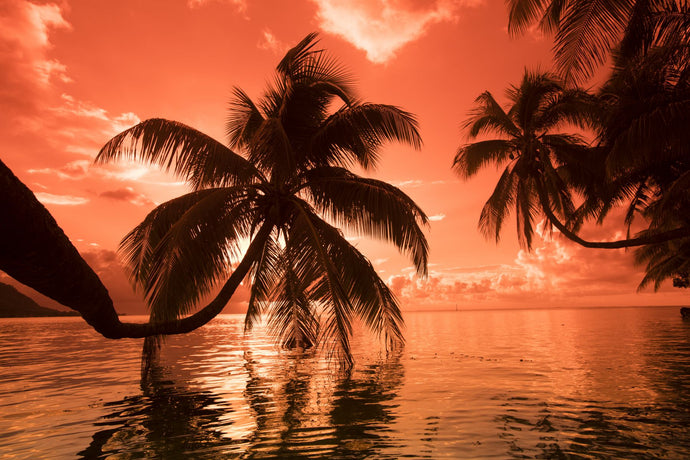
(456, 65, 690, 255)
(504, 0, 690, 290)
(453, 69, 595, 249)
(96, 33, 428, 366)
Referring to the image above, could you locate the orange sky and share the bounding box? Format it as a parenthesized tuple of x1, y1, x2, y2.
(1, 0, 687, 314)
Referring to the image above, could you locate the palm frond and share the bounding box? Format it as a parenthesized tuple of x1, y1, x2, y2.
(121, 187, 258, 321)
(478, 165, 518, 242)
(454, 139, 516, 178)
(310, 103, 422, 170)
(507, 0, 551, 35)
(96, 118, 260, 190)
(464, 91, 521, 139)
(247, 117, 295, 178)
(227, 87, 265, 150)
(277, 32, 321, 76)
(508, 70, 563, 131)
(265, 251, 320, 349)
(537, 87, 602, 131)
(515, 178, 539, 248)
(244, 233, 282, 332)
(303, 167, 428, 276)
(287, 201, 355, 367)
(289, 200, 405, 359)
(635, 237, 690, 291)
(554, 0, 635, 82)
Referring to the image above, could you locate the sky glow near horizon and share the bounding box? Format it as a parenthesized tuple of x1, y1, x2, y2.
(1, 0, 686, 314)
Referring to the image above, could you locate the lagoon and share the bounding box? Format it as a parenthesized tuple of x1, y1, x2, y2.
(1, 307, 689, 458)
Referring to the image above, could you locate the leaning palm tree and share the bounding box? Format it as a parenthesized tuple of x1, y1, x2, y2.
(453, 69, 596, 249)
(96, 33, 428, 366)
(456, 68, 690, 251)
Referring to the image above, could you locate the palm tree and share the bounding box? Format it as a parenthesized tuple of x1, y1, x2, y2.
(96, 33, 428, 366)
(506, 0, 690, 83)
(453, 69, 596, 249)
(456, 67, 690, 253)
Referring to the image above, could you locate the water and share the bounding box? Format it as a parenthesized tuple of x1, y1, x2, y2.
(1, 307, 689, 459)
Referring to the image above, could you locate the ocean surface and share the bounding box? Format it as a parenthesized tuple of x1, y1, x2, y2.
(1, 307, 689, 459)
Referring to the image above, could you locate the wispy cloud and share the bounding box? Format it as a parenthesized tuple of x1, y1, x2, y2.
(258, 29, 286, 54)
(100, 187, 155, 207)
(394, 179, 447, 188)
(187, 0, 247, 13)
(310, 0, 481, 63)
(35, 192, 89, 206)
(429, 213, 446, 222)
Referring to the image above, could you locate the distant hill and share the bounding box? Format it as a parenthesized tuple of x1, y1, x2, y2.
(0, 282, 79, 317)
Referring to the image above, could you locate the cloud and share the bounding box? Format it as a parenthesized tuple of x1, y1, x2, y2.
(34, 192, 89, 206)
(28, 160, 91, 179)
(429, 213, 446, 221)
(258, 29, 286, 54)
(100, 187, 155, 207)
(187, 0, 248, 14)
(310, 0, 480, 63)
(0, 1, 71, 89)
(0, 2, 141, 155)
(394, 179, 447, 188)
(395, 179, 424, 188)
(387, 221, 685, 309)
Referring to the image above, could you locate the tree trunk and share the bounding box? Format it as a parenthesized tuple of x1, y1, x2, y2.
(535, 181, 690, 249)
(0, 158, 271, 338)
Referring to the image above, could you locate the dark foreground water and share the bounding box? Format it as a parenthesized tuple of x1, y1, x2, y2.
(1, 307, 689, 459)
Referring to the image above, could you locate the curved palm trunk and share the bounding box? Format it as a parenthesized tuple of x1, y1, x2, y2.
(0, 159, 271, 338)
(535, 181, 690, 249)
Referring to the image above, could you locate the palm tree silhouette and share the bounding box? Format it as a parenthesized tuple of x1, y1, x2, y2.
(453, 70, 595, 249)
(455, 68, 690, 253)
(96, 33, 428, 365)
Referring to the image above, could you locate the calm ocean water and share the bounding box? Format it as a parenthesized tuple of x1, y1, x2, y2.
(1, 307, 689, 459)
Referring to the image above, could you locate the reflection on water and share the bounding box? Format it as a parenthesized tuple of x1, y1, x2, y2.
(1, 307, 689, 459)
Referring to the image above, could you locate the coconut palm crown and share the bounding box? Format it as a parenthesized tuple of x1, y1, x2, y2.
(96, 33, 428, 366)
(453, 70, 596, 249)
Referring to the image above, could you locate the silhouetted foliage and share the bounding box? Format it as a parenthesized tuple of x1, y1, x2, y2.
(97, 33, 428, 366)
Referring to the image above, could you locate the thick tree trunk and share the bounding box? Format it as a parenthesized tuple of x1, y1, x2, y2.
(535, 182, 690, 249)
(0, 158, 270, 338)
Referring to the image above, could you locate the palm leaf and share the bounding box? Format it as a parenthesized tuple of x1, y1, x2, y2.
(227, 87, 265, 150)
(454, 139, 516, 178)
(121, 187, 258, 321)
(464, 91, 521, 139)
(287, 201, 355, 367)
(265, 251, 320, 349)
(554, 0, 635, 82)
(310, 103, 422, 170)
(478, 165, 518, 242)
(96, 118, 260, 190)
(507, 0, 551, 35)
(244, 233, 281, 332)
(303, 167, 428, 275)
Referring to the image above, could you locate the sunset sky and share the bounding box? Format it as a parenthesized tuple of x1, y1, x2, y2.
(2, 0, 687, 314)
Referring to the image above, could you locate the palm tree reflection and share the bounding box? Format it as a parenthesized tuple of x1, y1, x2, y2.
(78, 360, 239, 459)
(80, 348, 406, 459)
(241, 349, 406, 459)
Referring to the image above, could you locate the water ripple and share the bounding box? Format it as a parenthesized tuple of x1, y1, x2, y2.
(1, 308, 690, 458)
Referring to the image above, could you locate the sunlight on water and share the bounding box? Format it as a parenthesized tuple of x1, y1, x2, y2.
(1, 307, 689, 458)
